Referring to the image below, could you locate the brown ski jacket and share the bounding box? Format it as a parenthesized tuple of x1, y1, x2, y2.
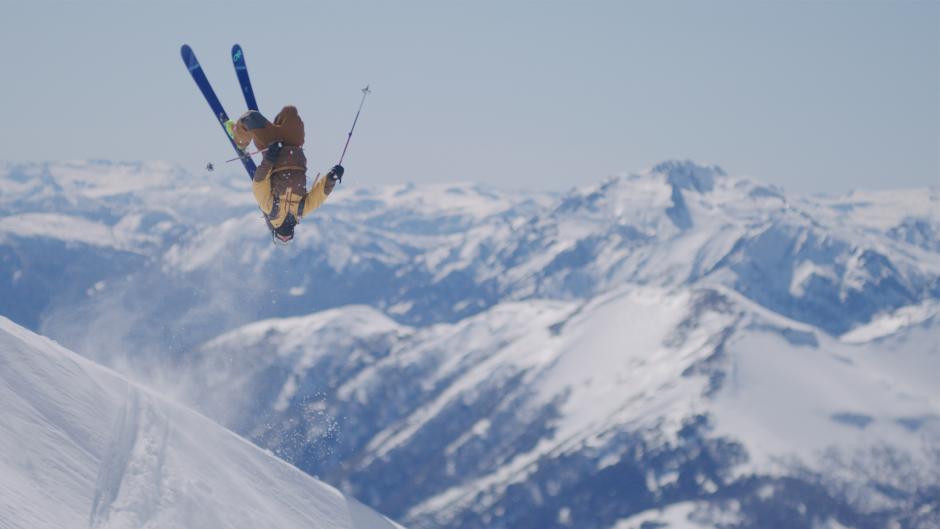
(232, 105, 335, 228)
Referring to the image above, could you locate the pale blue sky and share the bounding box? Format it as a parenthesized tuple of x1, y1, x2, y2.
(1, 1, 937, 194)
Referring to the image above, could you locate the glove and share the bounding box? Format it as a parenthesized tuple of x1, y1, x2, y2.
(327, 164, 344, 183)
(224, 119, 237, 140)
(263, 141, 283, 162)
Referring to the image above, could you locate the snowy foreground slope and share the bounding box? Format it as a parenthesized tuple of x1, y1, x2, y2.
(0, 316, 404, 529)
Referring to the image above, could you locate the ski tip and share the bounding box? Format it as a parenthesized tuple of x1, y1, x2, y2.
(180, 45, 201, 72)
(232, 43, 243, 60)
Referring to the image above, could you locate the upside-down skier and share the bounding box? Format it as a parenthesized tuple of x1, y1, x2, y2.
(228, 106, 343, 244)
(181, 44, 369, 244)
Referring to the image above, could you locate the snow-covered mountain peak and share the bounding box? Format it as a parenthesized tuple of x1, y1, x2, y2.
(549, 160, 781, 234)
(204, 304, 405, 354)
(649, 159, 726, 193)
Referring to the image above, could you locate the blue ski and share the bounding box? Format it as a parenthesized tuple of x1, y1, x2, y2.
(231, 44, 259, 112)
(180, 44, 257, 179)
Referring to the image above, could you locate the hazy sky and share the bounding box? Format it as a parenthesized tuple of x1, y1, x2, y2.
(1, 1, 937, 194)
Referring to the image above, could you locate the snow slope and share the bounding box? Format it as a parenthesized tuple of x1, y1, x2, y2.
(0, 316, 404, 529)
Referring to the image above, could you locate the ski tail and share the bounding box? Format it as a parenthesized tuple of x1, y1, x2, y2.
(180, 44, 257, 179)
(232, 44, 259, 112)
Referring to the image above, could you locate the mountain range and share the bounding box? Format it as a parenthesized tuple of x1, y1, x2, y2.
(1, 159, 938, 528)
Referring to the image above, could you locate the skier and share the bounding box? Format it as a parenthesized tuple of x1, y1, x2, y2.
(228, 105, 343, 243)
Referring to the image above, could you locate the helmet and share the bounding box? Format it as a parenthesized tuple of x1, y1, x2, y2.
(272, 214, 297, 244)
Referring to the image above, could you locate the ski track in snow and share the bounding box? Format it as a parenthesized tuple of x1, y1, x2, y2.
(88, 389, 176, 529)
(89, 388, 141, 527)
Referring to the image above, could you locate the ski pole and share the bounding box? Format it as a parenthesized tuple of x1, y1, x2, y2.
(337, 85, 372, 166)
(225, 148, 267, 163)
(206, 147, 268, 172)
